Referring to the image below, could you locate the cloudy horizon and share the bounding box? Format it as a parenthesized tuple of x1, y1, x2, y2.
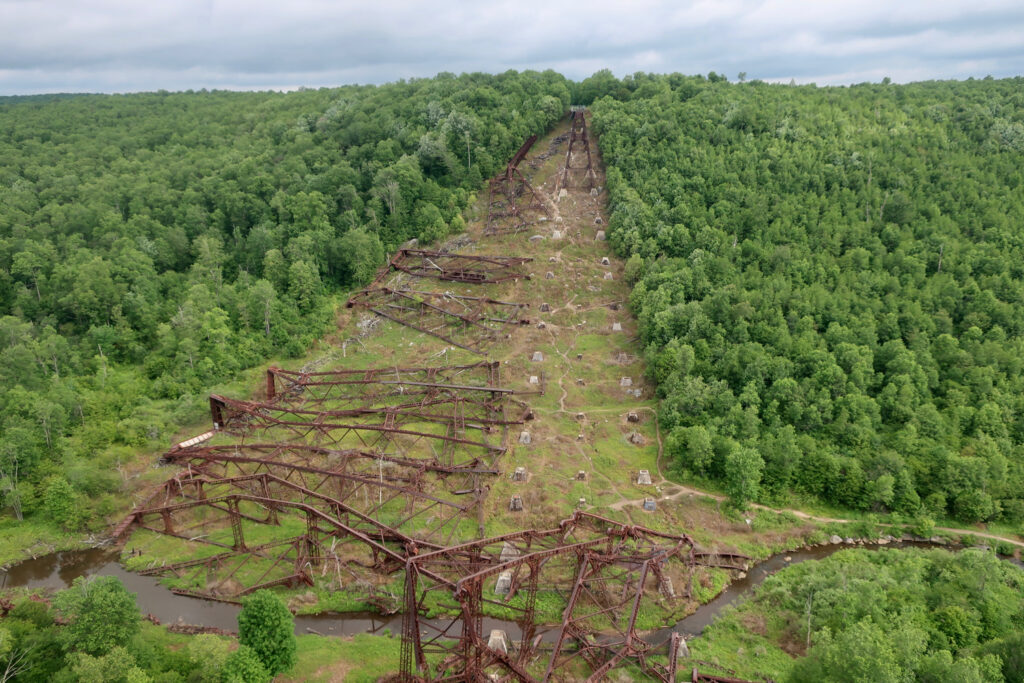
(2, 0, 1023, 96)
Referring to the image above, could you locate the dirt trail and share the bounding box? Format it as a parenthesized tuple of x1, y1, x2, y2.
(606, 437, 1024, 548)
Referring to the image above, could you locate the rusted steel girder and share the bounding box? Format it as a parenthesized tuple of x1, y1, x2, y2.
(557, 109, 596, 193)
(484, 136, 551, 236)
(207, 393, 516, 469)
(505, 135, 537, 180)
(397, 511, 751, 682)
(375, 249, 533, 286)
(158, 448, 472, 537)
(265, 361, 508, 407)
(690, 670, 762, 683)
(346, 288, 530, 355)
(118, 475, 457, 603)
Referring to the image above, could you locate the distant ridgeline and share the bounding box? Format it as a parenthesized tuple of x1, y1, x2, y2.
(592, 74, 1024, 524)
(0, 72, 570, 530)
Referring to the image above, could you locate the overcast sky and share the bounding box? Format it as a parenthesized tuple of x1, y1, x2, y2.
(2, 0, 1023, 95)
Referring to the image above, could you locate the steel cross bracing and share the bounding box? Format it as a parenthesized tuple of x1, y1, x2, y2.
(397, 511, 749, 682)
(158, 444, 482, 535)
(345, 288, 530, 355)
(484, 135, 552, 236)
(207, 390, 519, 469)
(114, 441, 493, 601)
(375, 249, 533, 286)
(264, 361, 508, 408)
(121, 486, 426, 604)
(557, 109, 596, 193)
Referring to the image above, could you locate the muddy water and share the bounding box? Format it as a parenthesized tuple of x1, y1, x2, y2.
(671, 541, 935, 637)
(2, 543, 1019, 640)
(0, 548, 546, 639)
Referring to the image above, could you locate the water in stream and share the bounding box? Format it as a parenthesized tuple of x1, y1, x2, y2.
(2, 542, 1019, 640)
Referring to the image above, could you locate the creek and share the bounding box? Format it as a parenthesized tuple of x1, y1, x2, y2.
(2, 542, 1019, 641)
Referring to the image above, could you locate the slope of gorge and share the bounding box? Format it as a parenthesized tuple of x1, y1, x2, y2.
(115, 110, 800, 682)
(592, 75, 1024, 531)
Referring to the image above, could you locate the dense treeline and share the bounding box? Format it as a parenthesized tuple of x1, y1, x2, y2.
(592, 74, 1024, 525)
(711, 548, 1024, 681)
(0, 578, 296, 682)
(0, 72, 570, 531)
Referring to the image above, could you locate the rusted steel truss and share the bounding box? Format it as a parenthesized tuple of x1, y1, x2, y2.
(122, 487, 421, 602)
(346, 288, 529, 355)
(398, 511, 749, 682)
(485, 135, 551, 236)
(557, 109, 596, 193)
(118, 485, 752, 680)
(208, 392, 517, 469)
(376, 249, 533, 286)
(115, 441, 491, 600)
(265, 361, 508, 408)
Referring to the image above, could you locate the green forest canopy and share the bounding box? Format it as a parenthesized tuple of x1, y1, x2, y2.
(3, 70, 1024, 538)
(592, 74, 1024, 525)
(0, 72, 570, 529)
(707, 547, 1024, 682)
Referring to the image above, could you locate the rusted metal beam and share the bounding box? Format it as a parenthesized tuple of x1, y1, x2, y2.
(484, 135, 551, 236)
(557, 109, 596, 193)
(380, 249, 533, 285)
(505, 135, 538, 179)
(346, 288, 529, 355)
(397, 511, 750, 682)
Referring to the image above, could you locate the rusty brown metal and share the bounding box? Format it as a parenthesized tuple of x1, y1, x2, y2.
(265, 361, 510, 410)
(207, 392, 516, 468)
(375, 249, 533, 286)
(557, 108, 596, 193)
(346, 288, 529, 355)
(115, 117, 761, 682)
(485, 136, 551, 236)
(396, 511, 751, 682)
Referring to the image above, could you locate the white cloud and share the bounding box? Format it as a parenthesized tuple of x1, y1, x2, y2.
(0, 0, 1021, 93)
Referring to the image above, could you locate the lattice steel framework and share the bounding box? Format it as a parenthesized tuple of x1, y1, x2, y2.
(398, 511, 748, 682)
(208, 392, 517, 469)
(557, 109, 596, 193)
(345, 288, 530, 355)
(375, 249, 533, 286)
(264, 361, 508, 408)
(485, 135, 551, 236)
